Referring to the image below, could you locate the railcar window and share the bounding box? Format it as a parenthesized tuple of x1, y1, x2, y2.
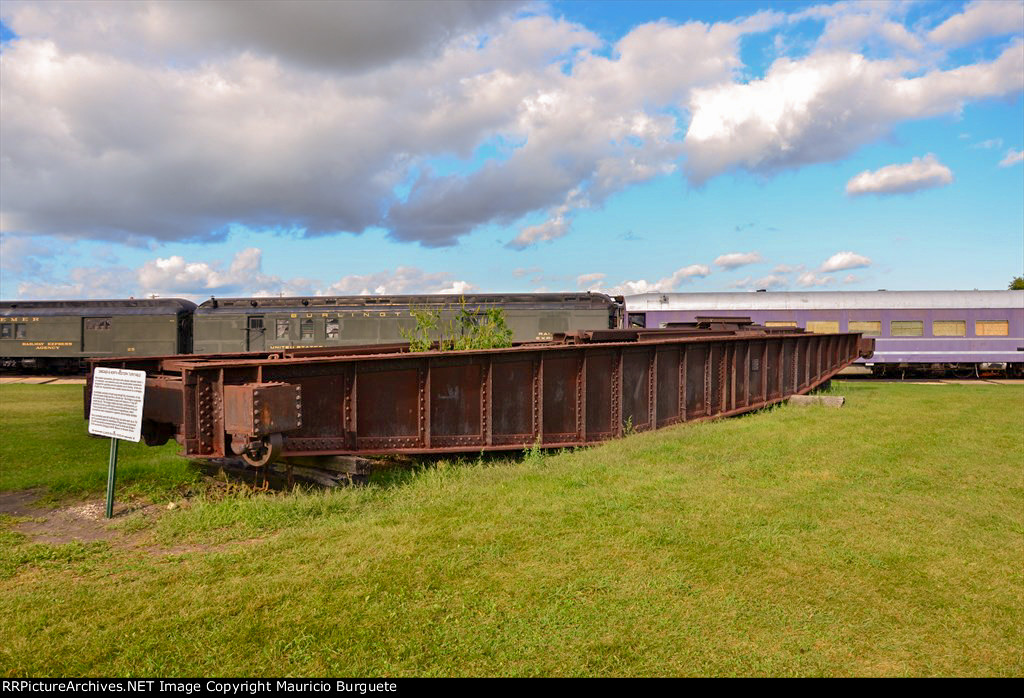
(326, 318, 339, 339)
(15, 324, 26, 339)
(933, 320, 966, 337)
(975, 320, 1009, 336)
(276, 319, 290, 339)
(805, 321, 839, 334)
(84, 318, 111, 331)
(891, 320, 923, 337)
(0, 325, 10, 338)
(765, 321, 797, 328)
(300, 318, 315, 340)
(848, 321, 881, 336)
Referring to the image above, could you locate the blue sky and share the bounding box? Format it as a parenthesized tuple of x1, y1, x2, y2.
(0, 0, 1021, 300)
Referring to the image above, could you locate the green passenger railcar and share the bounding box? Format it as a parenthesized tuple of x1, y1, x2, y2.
(193, 294, 624, 354)
(0, 299, 195, 371)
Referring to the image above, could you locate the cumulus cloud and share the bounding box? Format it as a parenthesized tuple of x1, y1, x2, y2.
(0, 3, 779, 250)
(0, 233, 53, 274)
(576, 272, 606, 290)
(845, 154, 954, 196)
(755, 274, 790, 289)
(513, 266, 542, 278)
(714, 251, 763, 269)
(928, 1, 1024, 47)
(11, 246, 472, 300)
(17, 267, 136, 300)
(728, 273, 788, 290)
(322, 266, 476, 296)
(1, 1, 1021, 254)
(683, 41, 1023, 184)
(820, 251, 872, 272)
(137, 248, 270, 296)
(0, 0, 521, 72)
(607, 264, 711, 295)
(796, 271, 835, 287)
(999, 148, 1024, 167)
(794, 1, 924, 54)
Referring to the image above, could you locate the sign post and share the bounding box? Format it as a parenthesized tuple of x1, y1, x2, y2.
(87, 367, 146, 519)
(105, 438, 119, 519)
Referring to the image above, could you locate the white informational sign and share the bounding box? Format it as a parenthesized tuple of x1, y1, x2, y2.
(88, 367, 147, 442)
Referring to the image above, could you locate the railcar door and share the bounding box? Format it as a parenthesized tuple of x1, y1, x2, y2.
(247, 316, 266, 352)
(82, 317, 113, 353)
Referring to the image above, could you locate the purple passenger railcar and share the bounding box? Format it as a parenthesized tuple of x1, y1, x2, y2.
(625, 291, 1024, 376)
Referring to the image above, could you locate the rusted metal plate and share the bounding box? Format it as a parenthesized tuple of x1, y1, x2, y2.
(88, 325, 873, 461)
(223, 382, 301, 438)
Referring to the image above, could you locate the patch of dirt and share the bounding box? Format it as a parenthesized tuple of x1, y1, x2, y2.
(0, 488, 270, 556)
(0, 489, 161, 544)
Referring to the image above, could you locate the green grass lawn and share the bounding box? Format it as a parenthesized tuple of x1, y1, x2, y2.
(0, 385, 200, 501)
(0, 381, 1021, 676)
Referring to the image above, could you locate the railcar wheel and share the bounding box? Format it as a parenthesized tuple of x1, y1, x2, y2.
(241, 433, 284, 467)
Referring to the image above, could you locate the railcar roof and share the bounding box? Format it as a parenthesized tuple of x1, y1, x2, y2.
(0, 298, 196, 316)
(198, 292, 621, 311)
(626, 290, 1024, 311)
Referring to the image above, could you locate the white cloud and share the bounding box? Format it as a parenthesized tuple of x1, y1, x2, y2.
(845, 154, 954, 196)
(322, 266, 475, 296)
(576, 272, 606, 290)
(842, 273, 859, 284)
(971, 138, 1003, 149)
(796, 271, 835, 287)
(11, 246, 472, 300)
(728, 273, 789, 290)
(0, 3, 778, 250)
(507, 192, 583, 249)
(755, 274, 789, 289)
(683, 42, 1023, 184)
(608, 264, 710, 294)
(794, 2, 924, 54)
(16, 267, 135, 300)
(136, 247, 272, 296)
(0, 1, 1021, 254)
(0, 233, 53, 274)
(714, 251, 763, 269)
(928, 1, 1024, 47)
(999, 148, 1024, 167)
(512, 266, 542, 278)
(820, 251, 872, 272)
(772, 263, 804, 274)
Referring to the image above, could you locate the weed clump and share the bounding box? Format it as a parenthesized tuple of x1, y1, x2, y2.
(401, 297, 513, 352)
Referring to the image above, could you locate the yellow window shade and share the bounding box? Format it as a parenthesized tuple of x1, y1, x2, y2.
(891, 320, 923, 337)
(975, 320, 1009, 336)
(932, 320, 966, 337)
(848, 321, 881, 336)
(805, 321, 839, 334)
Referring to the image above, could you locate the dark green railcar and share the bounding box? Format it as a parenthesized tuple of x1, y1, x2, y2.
(0, 298, 196, 371)
(194, 294, 624, 354)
